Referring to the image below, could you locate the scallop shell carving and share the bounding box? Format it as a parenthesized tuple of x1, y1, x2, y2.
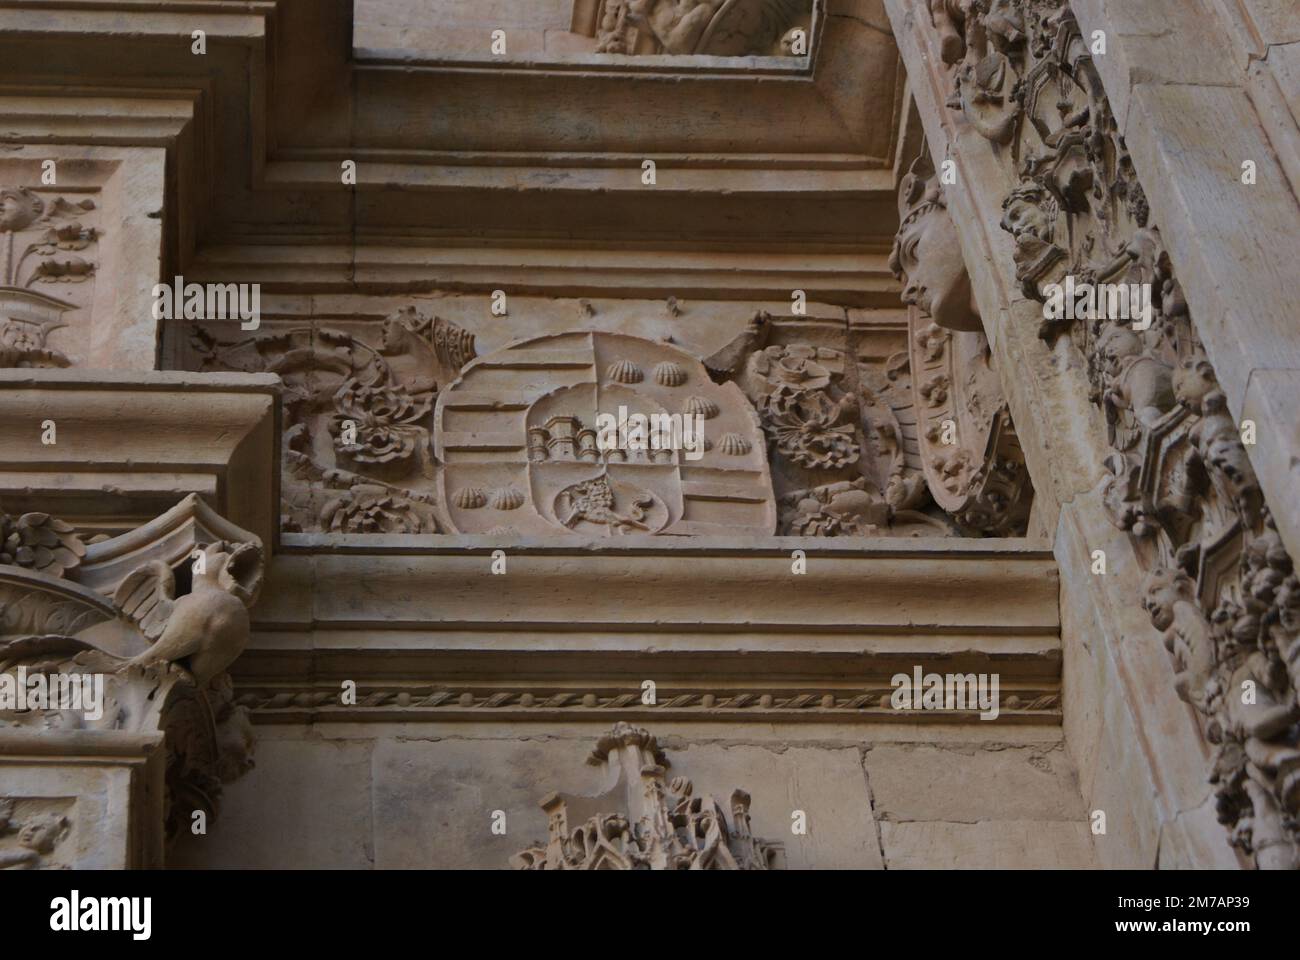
(452, 486, 488, 509)
(718, 433, 751, 456)
(606, 359, 643, 384)
(491, 486, 525, 510)
(682, 396, 719, 419)
(653, 361, 687, 387)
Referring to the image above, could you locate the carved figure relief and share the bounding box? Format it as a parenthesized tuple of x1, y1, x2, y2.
(0, 798, 72, 869)
(0, 495, 262, 849)
(917, 0, 1299, 866)
(888, 151, 1032, 535)
(590, 0, 811, 56)
(512, 723, 784, 870)
(930, 0, 1026, 145)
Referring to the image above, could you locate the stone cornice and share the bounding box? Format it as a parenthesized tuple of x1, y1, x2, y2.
(0, 370, 281, 546)
(235, 540, 1061, 726)
(0, 0, 909, 263)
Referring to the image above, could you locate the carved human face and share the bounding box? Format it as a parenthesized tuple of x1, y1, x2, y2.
(1001, 196, 1050, 245)
(18, 815, 64, 853)
(896, 206, 979, 333)
(0, 192, 33, 232)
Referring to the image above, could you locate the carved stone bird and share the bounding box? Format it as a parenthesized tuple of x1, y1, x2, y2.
(114, 540, 263, 687)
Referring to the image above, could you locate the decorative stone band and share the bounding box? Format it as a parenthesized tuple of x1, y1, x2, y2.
(232, 684, 1061, 723)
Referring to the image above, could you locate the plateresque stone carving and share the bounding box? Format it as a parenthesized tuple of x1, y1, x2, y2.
(189, 306, 476, 534)
(0, 184, 99, 369)
(889, 150, 1032, 535)
(512, 723, 784, 869)
(920, 0, 1299, 867)
(437, 331, 776, 536)
(0, 495, 262, 850)
(589, 0, 811, 56)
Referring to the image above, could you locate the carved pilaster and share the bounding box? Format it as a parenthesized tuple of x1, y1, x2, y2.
(907, 0, 1300, 867)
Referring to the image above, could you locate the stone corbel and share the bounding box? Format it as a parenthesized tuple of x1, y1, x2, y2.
(0, 494, 264, 868)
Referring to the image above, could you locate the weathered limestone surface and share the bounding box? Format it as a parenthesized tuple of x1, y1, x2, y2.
(4, 0, 1293, 871)
(171, 722, 1095, 869)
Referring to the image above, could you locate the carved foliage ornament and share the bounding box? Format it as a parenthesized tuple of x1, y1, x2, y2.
(920, 0, 1299, 866)
(189, 306, 476, 535)
(0, 185, 100, 370)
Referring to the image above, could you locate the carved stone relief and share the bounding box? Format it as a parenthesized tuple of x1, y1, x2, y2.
(0, 797, 74, 869)
(179, 297, 1034, 539)
(585, 0, 812, 56)
(0, 184, 99, 369)
(186, 308, 471, 535)
(889, 150, 1033, 535)
(438, 331, 775, 536)
(919, 0, 1299, 867)
(0, 495, 262, 848)
(512, 723, 784, 870)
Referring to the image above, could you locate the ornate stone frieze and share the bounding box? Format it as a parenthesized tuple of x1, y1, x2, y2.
(512, 723, 784, 869)
(889, 151, 1033, 535)
(188, 307, 472, 535)
(182, 300, 1033, 539)
(917, 0, 1299, 867)
(583, 0, 812, 56)
(0, 495, 262, 851)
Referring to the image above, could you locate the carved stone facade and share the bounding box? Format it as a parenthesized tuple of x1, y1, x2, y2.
(0, 0, 1295, 875)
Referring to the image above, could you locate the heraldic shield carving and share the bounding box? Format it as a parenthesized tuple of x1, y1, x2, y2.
(435, 331, 776, 536)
